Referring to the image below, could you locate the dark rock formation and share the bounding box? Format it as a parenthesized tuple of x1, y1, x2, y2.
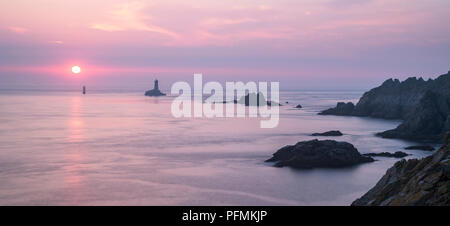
(237, 92, 281, 107)
(363, 151, 409, 158)
(377, 90, 450, 142)
(311, 130, 343, 136)
(319, 102, 355, 116)
(404, 145, 435, 151)
(352, 144, 450, 206)
(265, 139, 374, 169)
(320, 71, 450, 142)
(295, 104, 302, 109)
(145, 79, 166, 97)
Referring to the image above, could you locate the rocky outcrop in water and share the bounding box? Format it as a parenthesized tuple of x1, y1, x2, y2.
(295, 104, 302, 109)
(352, 144, 450, 206)
(237, 92, 281, 106)
(311, 130, 343, 136)
(320, 71, 450, 142)
(265, 139, 374, 169)
(363, 151, 409, 158)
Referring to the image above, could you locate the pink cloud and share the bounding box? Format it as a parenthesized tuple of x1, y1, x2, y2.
(7, 26, 28, 34)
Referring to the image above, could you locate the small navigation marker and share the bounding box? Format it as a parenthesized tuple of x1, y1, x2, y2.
(82, 86, 86, 95)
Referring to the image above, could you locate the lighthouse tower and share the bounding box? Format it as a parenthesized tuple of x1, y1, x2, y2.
(154, 79, 159, 90)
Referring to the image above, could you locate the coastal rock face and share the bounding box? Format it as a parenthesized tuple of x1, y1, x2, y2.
(378, 90, 450, 142)
(352, 144, 450, 206)
(352, 77, 430, 119)
(320, 71, 450, 142)
(265, 139, 374, 169)
(311, 130, 343, 136)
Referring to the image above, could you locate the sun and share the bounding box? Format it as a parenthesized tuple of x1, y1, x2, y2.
(71, 66, 81, 74)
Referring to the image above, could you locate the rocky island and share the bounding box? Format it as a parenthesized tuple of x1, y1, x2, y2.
(266, 139, 374, 169)
(352, 143, 450, 206)
(145, 79, 166, 97)
(319, 71, 450, 142)
(221, 92, 281, 106)
(237, 92, 281, 107)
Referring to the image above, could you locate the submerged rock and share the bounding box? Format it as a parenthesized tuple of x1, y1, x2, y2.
(352, 143, 450, 206)
(311, 130, 343, 136)
(363, 151, 409, 158)
(265, 139, 374, 169)
(404, 145, 435, 151)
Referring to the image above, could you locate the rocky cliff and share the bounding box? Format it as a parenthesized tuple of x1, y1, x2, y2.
(352, 144, 450, 206)
(320, 71, 450, 142)
(378, 90, 450, 142)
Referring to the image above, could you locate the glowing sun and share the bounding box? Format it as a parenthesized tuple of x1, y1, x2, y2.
(72, 66, 81, 74)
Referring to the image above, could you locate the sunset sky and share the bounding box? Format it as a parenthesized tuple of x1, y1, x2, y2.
(1, 0, 449, 90)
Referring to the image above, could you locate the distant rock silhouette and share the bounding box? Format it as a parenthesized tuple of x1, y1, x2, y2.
(295, 104, 302, 109)
(319, 71, 450, 142)
(311, 130, 343, 136)
(363, 151, 409, 158)
(236, 92, 281, 107)
(145, 79, 166, 97)
(265, 139, 374, 169)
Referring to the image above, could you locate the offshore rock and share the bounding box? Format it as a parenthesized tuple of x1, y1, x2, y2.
(311, 130, 343, 136)
(266, 139, 374, 169)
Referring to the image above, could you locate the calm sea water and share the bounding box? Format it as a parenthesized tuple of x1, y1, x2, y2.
(0, 90, 437, 205)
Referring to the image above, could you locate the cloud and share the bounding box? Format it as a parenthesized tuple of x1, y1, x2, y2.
(327, 0, 373, 8)
(258, 5, 272, 11)
(90, 1, 178, 38)
(7, 26, 27, 34)
(202, 18, 258, 26)
(49, 40, 63, 44)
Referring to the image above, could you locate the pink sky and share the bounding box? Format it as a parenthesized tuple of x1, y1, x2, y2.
(0, 0, 449, 90)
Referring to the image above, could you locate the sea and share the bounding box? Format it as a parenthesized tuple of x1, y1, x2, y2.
(0, 89, 438, 205)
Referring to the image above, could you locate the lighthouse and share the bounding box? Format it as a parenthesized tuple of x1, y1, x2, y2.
(154, 79, 159, 90)
(144, 78, 166, 96)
